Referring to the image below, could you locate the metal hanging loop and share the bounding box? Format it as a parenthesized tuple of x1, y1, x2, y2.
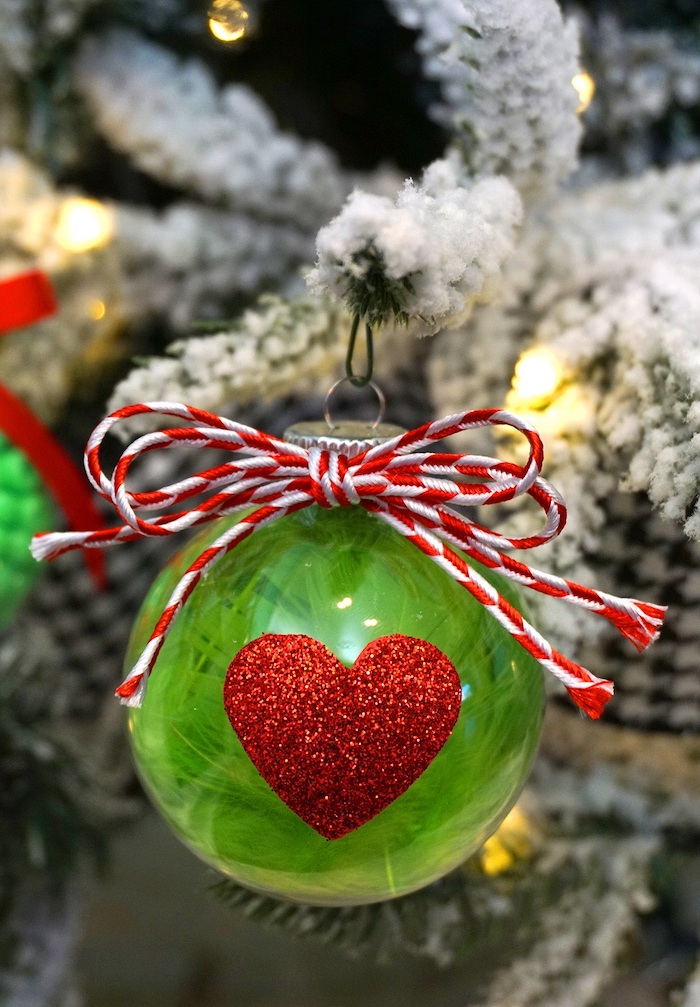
(323, 377, 387, 431)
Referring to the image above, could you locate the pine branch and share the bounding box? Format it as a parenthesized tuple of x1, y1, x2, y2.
(209, 826, 656, 979)
(342, 246, 413, 329)
(108, 293, 348, 422)
(0, 634, 139, 933)
(308, 159, 522, 335)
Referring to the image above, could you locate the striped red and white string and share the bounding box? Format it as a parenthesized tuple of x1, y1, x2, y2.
(31, 401, 666, 716)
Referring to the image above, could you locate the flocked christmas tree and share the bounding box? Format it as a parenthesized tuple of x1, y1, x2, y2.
(1, 0, 700, 1003)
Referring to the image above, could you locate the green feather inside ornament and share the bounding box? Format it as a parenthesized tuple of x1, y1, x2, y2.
(127, 506, 545, 907)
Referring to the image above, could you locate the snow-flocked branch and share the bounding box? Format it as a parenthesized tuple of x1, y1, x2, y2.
(74, 29, 350, 230)
(108, 294, 348, 415)
(386, 0, 582, 199)
(576, 12, 700, 177)
(114, 202, 317, 332)
(428, 159, 700, 658)
(431, 159, 700, 536)
(307, 155, 522, 335)
(307, 0, 583, 334)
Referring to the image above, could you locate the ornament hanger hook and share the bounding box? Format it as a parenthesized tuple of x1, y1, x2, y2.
(345, 313, 374, 387)
(323, 377, 386, 431)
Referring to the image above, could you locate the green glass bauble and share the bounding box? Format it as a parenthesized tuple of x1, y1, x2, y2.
(127, 506, 544, 906)
(0, 433, 53, 632)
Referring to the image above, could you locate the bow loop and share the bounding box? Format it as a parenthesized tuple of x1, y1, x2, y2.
(31, 401, 666, 716)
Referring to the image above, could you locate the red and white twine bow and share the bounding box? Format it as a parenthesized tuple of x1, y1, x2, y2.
(31, 401, 666, 716)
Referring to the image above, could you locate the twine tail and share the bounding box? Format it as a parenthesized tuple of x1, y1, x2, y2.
(605, 601, 667, 652)
(563, 675, 615, 719)
(115, 672, 147, 707)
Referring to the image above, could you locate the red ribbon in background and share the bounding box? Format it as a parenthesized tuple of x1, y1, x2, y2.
(0, 270, 106, 588)
(0, 269, 58, 333)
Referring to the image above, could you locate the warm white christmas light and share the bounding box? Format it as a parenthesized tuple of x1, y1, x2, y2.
(88, 299, 107, 321)
(572, 71, 595, 114)
(56, 198, 113, 252)
(480, 806, 533, 876)
(512, 347, 564, 405)
(208, 0, 249, 42)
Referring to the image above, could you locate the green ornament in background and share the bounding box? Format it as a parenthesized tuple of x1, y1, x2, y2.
(127, 502, 545, 907)
(0, 432, 53, 632)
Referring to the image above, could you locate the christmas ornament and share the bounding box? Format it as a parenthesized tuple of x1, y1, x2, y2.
(0, 384, 107, 590)
(0, 432, 53, 631)
(124, 500, 544, 903)
(33, 399, 665, 904)
(0, 271, 106, 620)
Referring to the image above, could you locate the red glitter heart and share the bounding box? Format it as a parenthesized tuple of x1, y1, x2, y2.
(223, 633, 462, 840)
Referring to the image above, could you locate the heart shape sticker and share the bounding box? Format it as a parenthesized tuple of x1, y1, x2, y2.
(223, 633, 462, 839)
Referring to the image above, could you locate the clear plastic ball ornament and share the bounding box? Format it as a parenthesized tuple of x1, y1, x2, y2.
(126, 423, 545, 906)
(0, 433, 53, 631)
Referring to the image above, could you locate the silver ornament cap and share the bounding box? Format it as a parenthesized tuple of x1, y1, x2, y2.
(283, 421, 405, 459)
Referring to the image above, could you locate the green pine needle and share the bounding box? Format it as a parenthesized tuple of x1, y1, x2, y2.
(341, 245, 415, 329)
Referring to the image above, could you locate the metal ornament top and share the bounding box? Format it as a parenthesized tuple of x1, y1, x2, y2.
(284, 420, 407, 459)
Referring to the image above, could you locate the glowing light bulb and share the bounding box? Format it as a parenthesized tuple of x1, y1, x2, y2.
(480, 806, 533, 876)
(208, 0, 249, 42)
(56, 198, 113, 253)
(511, 347, 563, 406)
(88, 299, 107, 321)
(572, 71, 595, 114)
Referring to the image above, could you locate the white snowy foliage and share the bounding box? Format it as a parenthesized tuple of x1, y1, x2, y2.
(114, 202, 316, 331)
(588, 14, 700, 122)
(472, 838, 656, 1007)
(428, 160, 700, 654)
(308, 0, 584, 333)
(0, 0, 34, 76)
(0, 0, 101, 75)
(308, 155, 522, 335)
(679, 958, 700, 1007)
(386, 0, 582, 199)
(578, 13, 700, 175)
(108, 295, 348, 416)
(506, 161, 700, 517)
(532, 251, 700, 540)
(74, 29, 349, 230)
